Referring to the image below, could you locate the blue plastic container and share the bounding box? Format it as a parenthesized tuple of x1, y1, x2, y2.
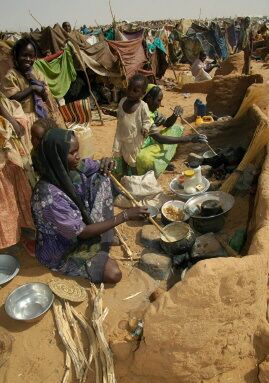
(194, 99, 207, 117)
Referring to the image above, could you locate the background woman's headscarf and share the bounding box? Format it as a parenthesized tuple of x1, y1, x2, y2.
(143, 84, 162, 101)
(37, 127, 91, 224)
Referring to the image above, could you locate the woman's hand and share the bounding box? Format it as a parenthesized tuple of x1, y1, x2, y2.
(124, 207, 150, 221)
(31, 84, 48, 101)
(31, 84, 45, 95)
(102, 108, 110, 115)
(102, 108, 117, 117)
(173, 106, 183, 117)
(189, 134, 208, 143)
(99, 157, 116, 175)
(24, 71, 37, 82)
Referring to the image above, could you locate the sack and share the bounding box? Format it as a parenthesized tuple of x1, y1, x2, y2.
(72, 124, 94, 159)
(114, 171, 169, 208)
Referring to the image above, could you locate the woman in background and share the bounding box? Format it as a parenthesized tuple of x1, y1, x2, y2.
(2, 37, 63, 151)
(0, 93, 34, 254)
(139, 84, 207, 176)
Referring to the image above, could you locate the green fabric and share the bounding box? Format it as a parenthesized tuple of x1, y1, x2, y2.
(37, 128, 91, 224)
(136, 124, 184, 177)
(104, 28, 115, 41)
(34, 48, 77, 99)
(229, 229, 247, 253)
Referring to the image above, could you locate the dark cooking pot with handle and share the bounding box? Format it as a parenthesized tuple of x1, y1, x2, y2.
(160, 222, 196, 256)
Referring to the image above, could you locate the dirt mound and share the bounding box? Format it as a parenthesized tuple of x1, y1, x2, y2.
(181, 80, 213, 94)
(111, 108, 269, 383)
(215, 52, 244, 76)
(132, 255, 267, 383)
(206, 74, 263, 117)
(235, 83, 269, 119)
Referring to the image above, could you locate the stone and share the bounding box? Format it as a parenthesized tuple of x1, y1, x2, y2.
(140, 225, 161, 251)
(139, 251, 172, 280)
(191, 233, 227, 258)
(187, 152, 203, 165)
(201, 165, 213, 178)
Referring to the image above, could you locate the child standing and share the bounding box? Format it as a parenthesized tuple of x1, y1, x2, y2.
(104, 74, 152, 176)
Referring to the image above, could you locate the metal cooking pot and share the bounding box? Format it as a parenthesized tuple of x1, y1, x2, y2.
(184, 191, 235, 234)
(160, 222, 196, 256)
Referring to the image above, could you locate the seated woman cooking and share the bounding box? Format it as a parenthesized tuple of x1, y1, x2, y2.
(31, 124, 149, 284)
(137, 84, 207, 177)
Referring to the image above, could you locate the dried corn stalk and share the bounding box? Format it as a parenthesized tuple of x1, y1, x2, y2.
(53, 299, 86, 380)
(91, 284, 117, 383)
(62, 351, 71, 383)
(70, 306, 102, 383)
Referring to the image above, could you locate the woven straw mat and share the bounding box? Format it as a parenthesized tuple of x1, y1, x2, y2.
(49, 280, 87, 302)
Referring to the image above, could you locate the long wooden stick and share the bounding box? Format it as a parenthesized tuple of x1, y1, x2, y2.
(216, 236, 240, 258)
(109, 0, 116, 25)
(67, 41, 103, 125)
(171, 108, 217, 155)
(182, 117, 217, 155)
(109, 173, 170, 241)
(114, 227, 133, 260)
(29, 10, 43, 28)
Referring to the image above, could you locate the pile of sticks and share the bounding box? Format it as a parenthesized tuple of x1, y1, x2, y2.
(53, 284, 116, 383)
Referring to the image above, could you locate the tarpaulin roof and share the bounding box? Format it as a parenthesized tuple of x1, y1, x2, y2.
(30, 24, 120, 77)
(107, 37, 148, 79)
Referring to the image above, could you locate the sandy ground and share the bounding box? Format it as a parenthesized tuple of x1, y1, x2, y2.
(0, 62, 268, 383)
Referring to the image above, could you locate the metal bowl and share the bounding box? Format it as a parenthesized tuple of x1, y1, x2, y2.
(184, 191, 235, 233)
(203, 150, 224, 168)
(161, 200, 190, 224)
(170, 177, 210, 201)
(203, 150, 216, 159)
(0, 254, 20, 285)
(5, 283, 54, 322)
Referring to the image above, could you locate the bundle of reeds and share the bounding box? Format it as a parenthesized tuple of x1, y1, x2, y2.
(52, 283, 116, 383)
(221, 116, 269, 193)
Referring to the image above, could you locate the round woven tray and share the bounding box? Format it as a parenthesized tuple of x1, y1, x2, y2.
(49, 280, 87, 302)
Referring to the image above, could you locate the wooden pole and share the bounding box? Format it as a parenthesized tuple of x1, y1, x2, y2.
(28, 10, 43, 29)
(109, 173, 171, 241)
(181, 116, 217, 156)
(68, 41, 104, 125)
(169, 107, 218, 156)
